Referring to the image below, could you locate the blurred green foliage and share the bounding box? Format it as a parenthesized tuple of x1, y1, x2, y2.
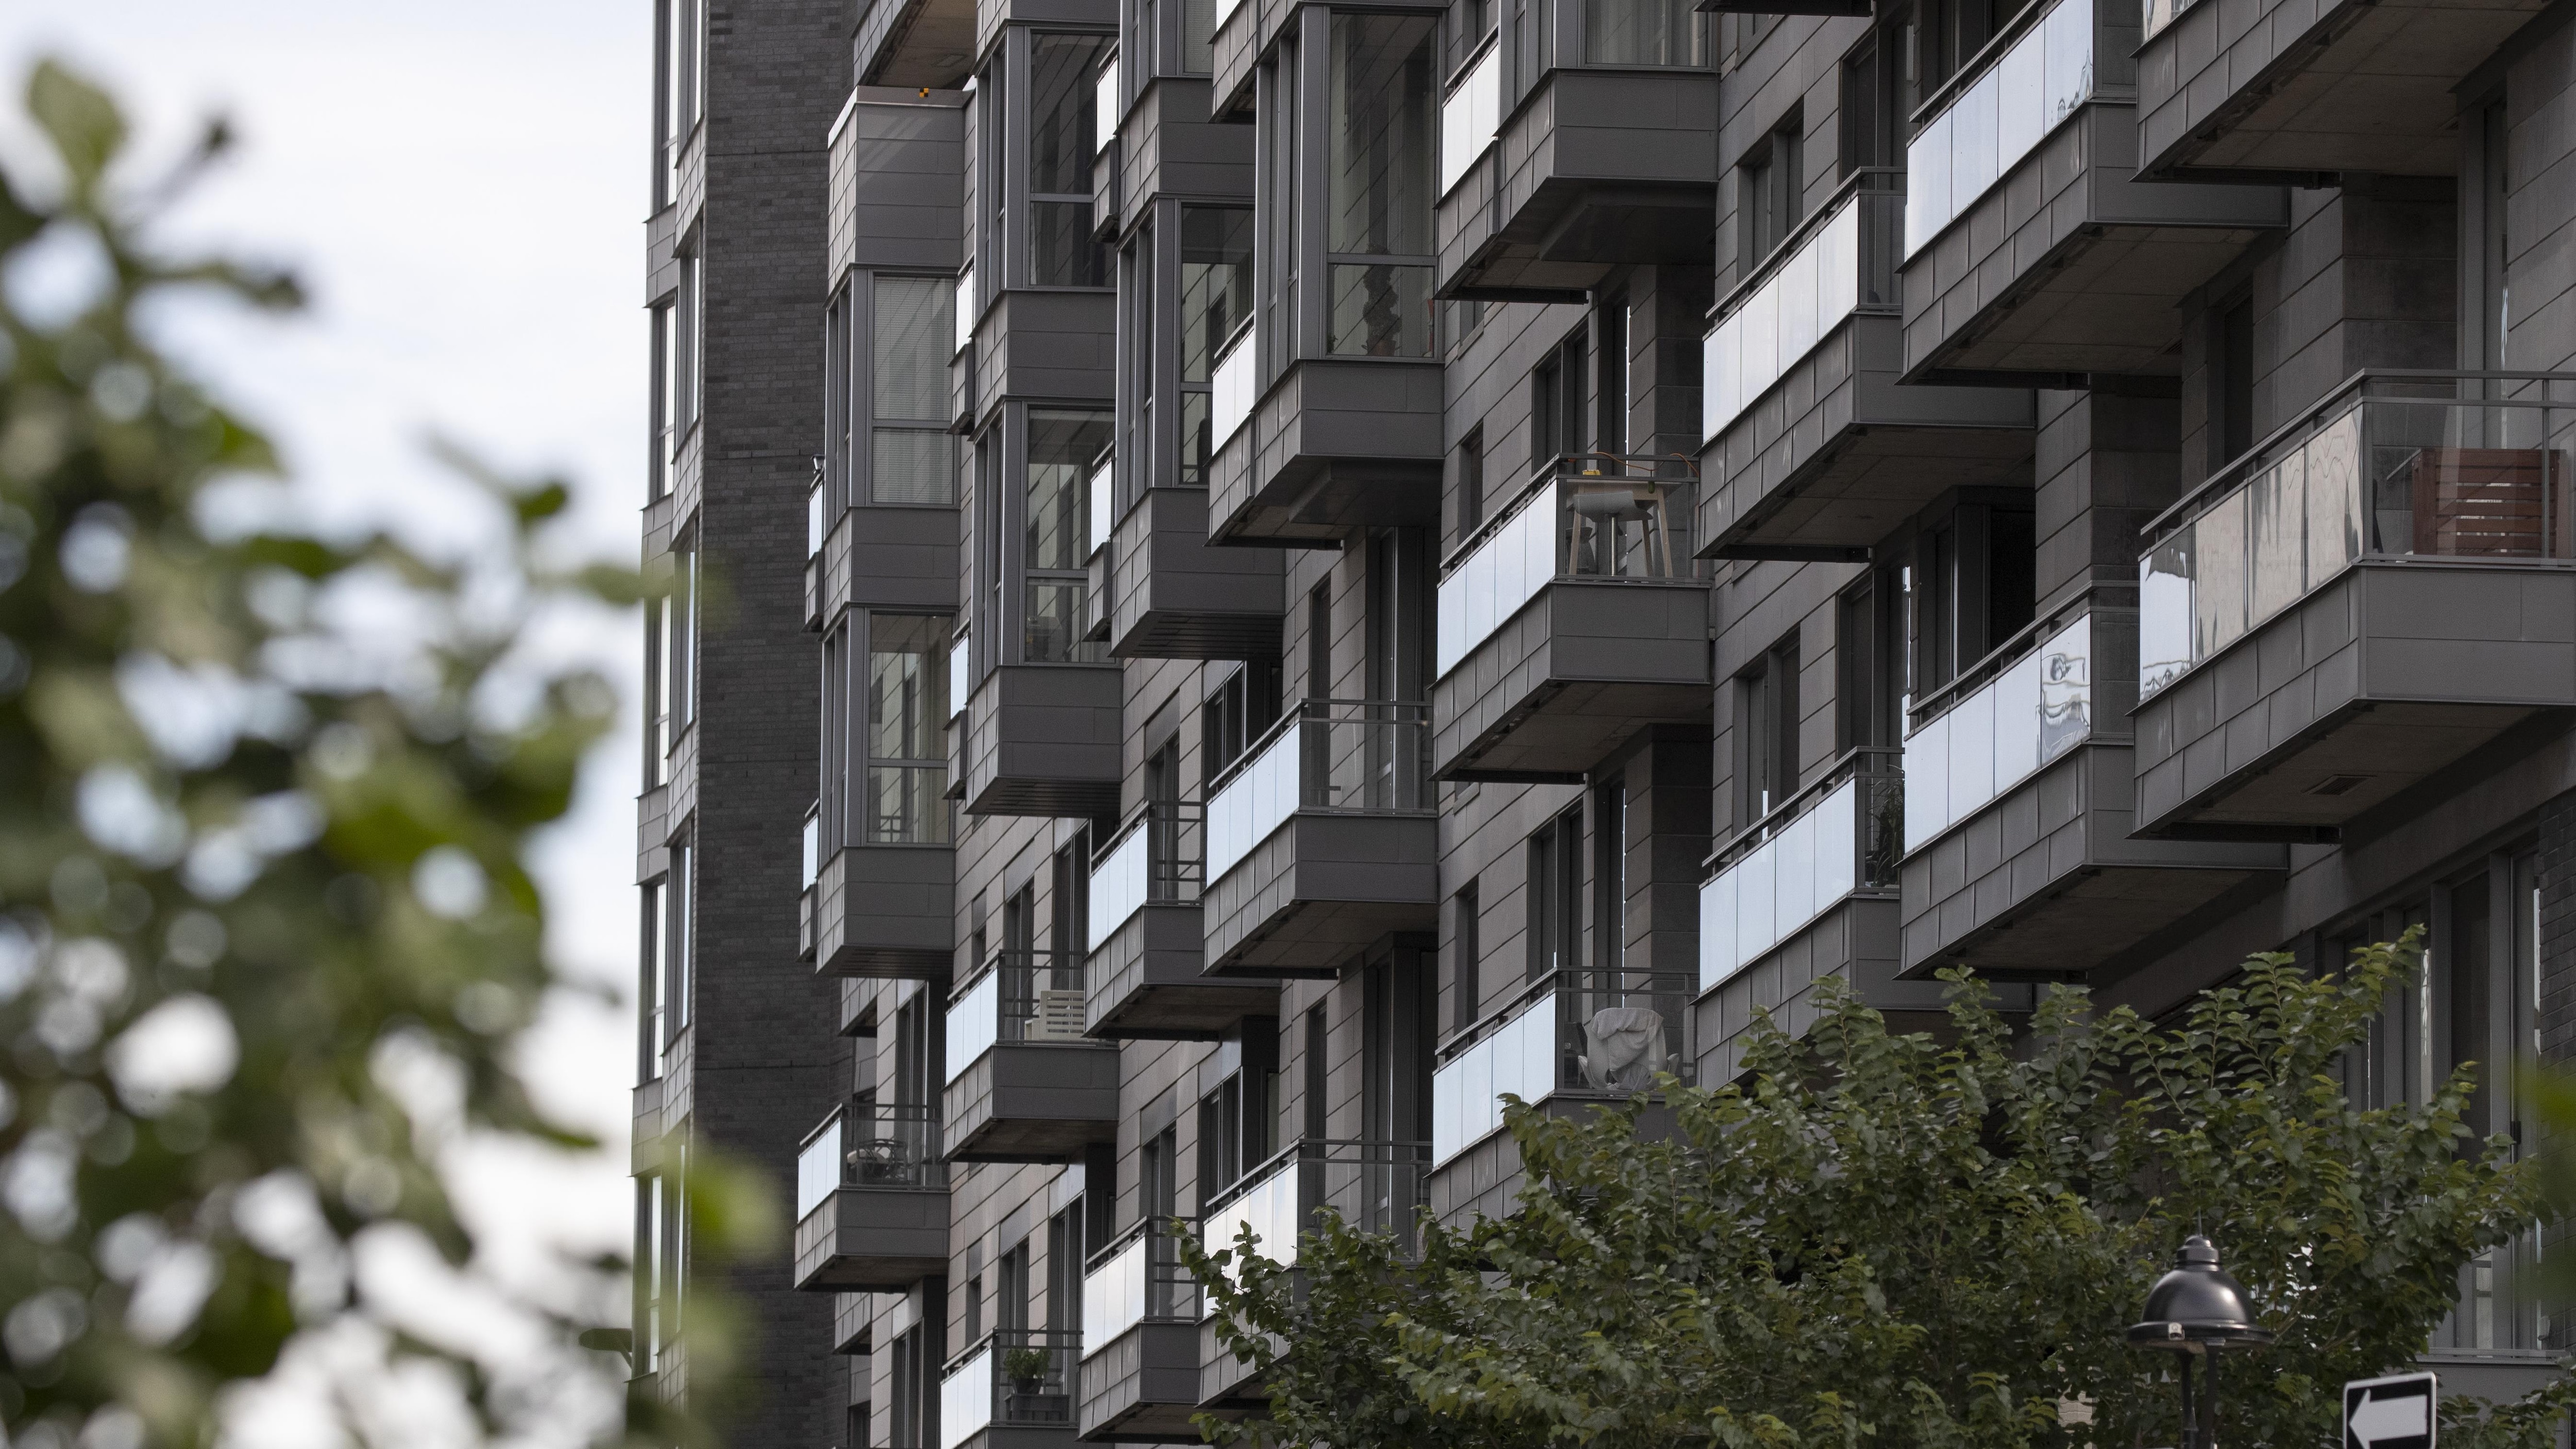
(0, 60, 768, 1447)
(1193, 937, 2574, 1449)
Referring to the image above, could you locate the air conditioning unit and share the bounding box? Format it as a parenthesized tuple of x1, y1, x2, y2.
(1030, 988, 1088, 1042)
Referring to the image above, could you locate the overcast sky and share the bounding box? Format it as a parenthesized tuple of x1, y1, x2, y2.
(0, 0, 652, 1416)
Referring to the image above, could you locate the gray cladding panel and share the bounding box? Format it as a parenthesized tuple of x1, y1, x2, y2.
(1432, 578, 1714, 777)
(791, 1186, 954, 1289)
(1201, 812, 1439, 972)
(830, 505, 960, 613)
(1077, 1322, 1202, 1440)
(975, 289, 1116, 428)
(844, 92, 969, 271)
(818, 844, 955, 977)
(1120, 79, 1253, 214)
(1110, 487, 1284, 657)
(1086, 902, 1278, 1037)
(943, 1040, 1121, 1160)
(965, 664, 1124, 816)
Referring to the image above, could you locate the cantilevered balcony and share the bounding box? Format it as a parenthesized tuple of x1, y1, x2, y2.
(793, 1101, 952, 1291)
(1205, 329, 1444, 547)
(802, 803, 954, 980)
(1077, 1217, 1202, 1441)
(1433, 457, 1711, 780)
(1699, 172, 2035, 561)
(1899, 0, 2286, 384)
(1433, 5, 1718, 301)
(2138, 0, 2546, 183)
(1201, 700, 1439, 976)
(2133, 372, 2576, 840)
(1196, 1138, 1429, 1409)
(1109, 487, 1284, 659)
(940, 1329, 1081, 1449)
(1899, 600, 2284, 978)
(1086, 801, 1277, 1038)
(943, 950, 1121, 1162)
(1429, 966, 1692, 1211)
(962, 663, 1124, 818)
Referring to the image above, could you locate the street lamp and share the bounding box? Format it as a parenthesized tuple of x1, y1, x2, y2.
(2127, 1235, 2275, 1449)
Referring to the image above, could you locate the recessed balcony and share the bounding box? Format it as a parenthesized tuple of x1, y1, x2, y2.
(1698, 173, 2035, 561)
(2138, 0, 2547, 183)
(792, 1101, 951, 1291)
(962, 663, 1124, 818)
(1899, 602, 2284, 978)
(1205, 331, 1444, 548)
(1201, 700, 1439, 976)
(1196, 1138, 1429, 1409)
(1898, 0, 2286, 384)
(939, 1329, 1081, 1449)
(1109, 487, 1284, 660)
(1433, 19, 1718, 300)
(1428, 966, 1692, 1207)
(1433, 456, 1711, 781)
(1077, 1217, 1202, 1441)
(1086, 802, 1278, 1039)
(943, 950, 1122, 1162)
(2133, 372, 2576, 841)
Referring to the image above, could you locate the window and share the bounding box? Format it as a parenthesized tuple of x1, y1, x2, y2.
(997, 1240, 1032, 1332)
(648, 549, 698, 779)
(894, 992, 942, 1106)
(891, 1324, 937, 1449)
(2212, 289, 2255, 470)
(1836, 571, 1904, 751)
(1739, 111, 1804, 268)
(1046, 1205, 1082, 1331)
(1450, 879, 1480, 1032)
(873, 276, 958, 504)
(655, 0, 704, 202)
(1122, 220, 1156, 497)
(1455, 426, 1485, 539)
(1530, 332, 1584, 474)
(1257, 41, 1299, 379)
(1583, 0, 1700, 66)
(1527, 804, 1582, 982)
(1302, 1005, 1328, 1138)
(1326, 13, 1437, 357)
(1179, 207, 1255, 485)
(1306, 581, 1332, 699)
(823, 282, 854, 517)
(1031, 35, 1112, 287)
(666, 844, 693, 1036)
(1052, 838, 1089, 960)
(1595, 298, 1628, 458)
(1595, 782, 1625, 973)
(1202, 660, 1285, 778)
(1361, 956, 1431, 1224)
(639, 880, 666, 1082)
(639, 1173, 667, 1369)
(1738, 634, 1799, 824)
(650, 302, 675, 500)
(1025, 409, 1112, 662)
(1196, 1032, 1279, 1201)
(675, 248, 703, 441)
(1910, 500, 2035, 696)
(1916, 0, 1995, 97)
(863, 613, 953, 844)
(1839, 24, 1903, 176)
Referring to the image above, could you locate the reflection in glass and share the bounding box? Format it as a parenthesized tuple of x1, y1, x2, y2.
(872, 276, 956, 503)
(1584, 0, 1700, 65)
(1029, 35, 1111, 286)
(1180, 209, 1255, 382)
(867, 613, 952, 843)
(1026, 409, 1112, 663)
(1182, 0, 1215, 71)
(1327, 14, 1434, 257)
(1180, 393, 1212, 486)
(1032, 201, 1109, 287)
(1328, 263, 1432, 358)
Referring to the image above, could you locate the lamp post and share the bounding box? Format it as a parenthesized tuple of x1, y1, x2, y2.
(2126, 1235, 2274, 1449)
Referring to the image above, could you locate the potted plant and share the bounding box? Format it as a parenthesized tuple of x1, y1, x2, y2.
(1002, 1345, 1052, 1395)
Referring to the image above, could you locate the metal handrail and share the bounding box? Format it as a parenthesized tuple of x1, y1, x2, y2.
(1707, 166, 1904, 327)
(1905, 582, 2124, 731)
(1200, 697, 1434, 801)
(1433, 964, 1695, 1068)
(1703, 744, 1901, 877)
(1199, 1136, 1433, 1219)
(1442, 451, 1701, 578)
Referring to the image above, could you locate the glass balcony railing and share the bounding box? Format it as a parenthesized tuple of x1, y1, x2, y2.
(946, 629, 970, 722)
(939, 1328, 1080, 1449)
(954, 264, 976, 357)
(1211, 325, 1256, 449)
(2139, 372, 2576, 701)
(1081, 1215, 1200, 1352)
(1204, 698, 1434, 882)
(2142, 0, 2201, 42)
(794, 1099, 949, 1222)
(802, 803, 821, 891)
(1702, 169, 1902, 443)
(1903, 612, 2096, 855)
(1435, 454, 1698, 677)
(1438, 39, 1501, 197)
(1088, 451, 1114, 560)
(1088, 800, 1205, 952)
(1698, 746, 1901, 993)
(1198, 1138, 1431, 1277)
(944, 949, 1091, 1084)
(1903, 0, 2096, 258)
(1429, 966, 1694, 1164)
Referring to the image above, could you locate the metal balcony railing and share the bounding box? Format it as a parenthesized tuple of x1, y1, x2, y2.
(1436, 452, 1701, 676)
(1703, 168, 1902, 442)
(939, 1327, 1080, 1449)
(1204, 699, 1435, 882)
(794, 1099, 948, 1221)
(1198, 1137, 1432, 1273)
(1699, 746, 1902, 993)
(1431, 965, 1694, 1164)
(2139, 370, 2576, 701)
(943, 949, 1093, 1085)
(1089, 800, 1205, 951)
(1081, 1215, 1200, 1351)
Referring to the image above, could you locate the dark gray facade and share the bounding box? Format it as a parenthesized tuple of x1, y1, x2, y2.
(644, 0, 2576, 1443)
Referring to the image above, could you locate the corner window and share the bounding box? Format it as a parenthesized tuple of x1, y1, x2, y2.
(872, 276, 958, 504)
(1025, 410, 1113, 662)
(827, 612, 955, 849)
(1326, 13, 1437, 357)
(1031, 34, 1113, 287)
(1179, 207, 1254, 483)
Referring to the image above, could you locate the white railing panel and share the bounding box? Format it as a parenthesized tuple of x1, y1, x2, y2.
(1903, 615, 2094, 854)
(1435, 486, 1557, 676)
(1089, 455, 1114, 557)
(1205, 1164, 1303, 1272)
(1088, 825, 1150, 953)
(1903, 0, 2094, 258)
(944, 971, 998, 1084)
(1698, 778, 1867, 994)
(947, 633, 970, 720)
(1095, 56, 1121, 156)
(939, 1344, 993, 1449)
(1439, 45, 1501, 196)
(795, 1116, 841, 1220)
(1212, 330, 1256, 447)
(1081, 1235, 1146, 1354)
(954, 265, 975, 356)
(1704, 195, 1865, 441)
(1431, 994, 1558, 1163)
(1206, 722, 1298, 882)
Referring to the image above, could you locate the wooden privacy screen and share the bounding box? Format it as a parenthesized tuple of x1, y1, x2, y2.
(2409, 447, 2571, 558)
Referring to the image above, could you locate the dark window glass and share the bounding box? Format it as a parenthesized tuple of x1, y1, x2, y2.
(1326, 13, 1437, 356)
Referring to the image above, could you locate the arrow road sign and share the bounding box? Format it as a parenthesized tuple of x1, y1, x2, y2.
(2346, 1372, 2437, 1449)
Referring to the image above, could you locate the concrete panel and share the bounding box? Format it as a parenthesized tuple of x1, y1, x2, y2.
(965, 663, 1124, 816)
(818, 844, 955, 978)
(1109, 487, 1284, 658)
(1432, 577, 1714, 779)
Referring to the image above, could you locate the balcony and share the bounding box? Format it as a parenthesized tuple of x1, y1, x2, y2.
(962, 663, 1124, 818)
(1196, 1138, 1429, 1408)
(1109, 487, 1284, 660)
(1897, 0, 2286, 384)
(2138, 0, 2546, 183)
(1107, 76, 1253, 218)
(1201, 700, 1439, 976)
(806, 840, 955, 980)
(1698, 173, 2035, 561)
(1434, 11, 1719, 301)
(964, 289, 1116, 434)
(1429, 966, 1692, 1192)
(810, 499, 962, 632)
(1086, 802, 1278, 1039)
(943, 951, 1122, 1162)
(1692, 749, 1964, 1082)
(1205, 330, 1445, 548)
(1077, 1217, 1202, 1440)
(940, 1329, 1081, 1449)
(1899, 601, 2284, 978)
(1433, 456, 1711, 781)
(792, 1101, 952, 1291)
(2133, 372, 2576, 840)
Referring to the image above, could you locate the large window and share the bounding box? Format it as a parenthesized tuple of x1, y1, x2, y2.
(1025, 410, 1112, 662)
(1179, 207, 1254, 484)
(654, 0, 704, 205)
(873, 276, 957, 503)
(645, 548, 698, 786)
(825, 613, 955, 849)
(675, 248, 703, 441)
(1031, 34, 1112, 287)
(1584, 0, 1701, 65)
(650, 301, 675, 500)
(1326, 14, 1436, 357)
(823, 282, 853, 514)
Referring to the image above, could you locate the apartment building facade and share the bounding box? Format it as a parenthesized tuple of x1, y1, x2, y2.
(641, 0, 2576, 1440)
